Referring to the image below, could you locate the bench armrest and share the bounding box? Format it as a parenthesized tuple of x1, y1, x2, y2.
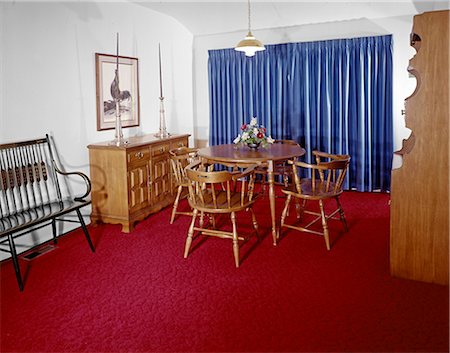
(52, 162, 92, 202)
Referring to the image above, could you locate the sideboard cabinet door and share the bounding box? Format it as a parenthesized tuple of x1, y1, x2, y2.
(128, 163, 150, 214)
(150, 155, 171, 205)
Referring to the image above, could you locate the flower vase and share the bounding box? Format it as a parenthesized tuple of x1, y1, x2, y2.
(247, 142, 261, 150)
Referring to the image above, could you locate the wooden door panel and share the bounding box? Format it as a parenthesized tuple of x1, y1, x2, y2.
(129, 164, 149, 213)
(150, 156, 170, 203)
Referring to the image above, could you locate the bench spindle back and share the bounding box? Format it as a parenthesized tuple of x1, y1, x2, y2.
(0, 137, 61, 219)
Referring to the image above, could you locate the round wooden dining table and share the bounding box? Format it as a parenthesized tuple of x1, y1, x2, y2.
(197, 143, 306, 246)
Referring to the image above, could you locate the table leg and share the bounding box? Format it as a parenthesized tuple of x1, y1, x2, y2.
(267, 160, 278, 246)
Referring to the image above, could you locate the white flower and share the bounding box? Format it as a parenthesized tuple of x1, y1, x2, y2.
(253, 128, 259, 135)
(233, 135, 241, 144)
(267, 136, 275, 144)
(241, 132, 250, 141)
(250, 117, 258, 126)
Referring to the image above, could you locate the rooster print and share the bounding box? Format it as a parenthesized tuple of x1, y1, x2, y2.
(104, 65, 132, 118)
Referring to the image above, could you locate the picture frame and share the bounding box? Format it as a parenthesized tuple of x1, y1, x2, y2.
(95, 53, 140, 131)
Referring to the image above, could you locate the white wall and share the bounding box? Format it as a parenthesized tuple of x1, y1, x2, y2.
(0, 2, 193, 258)
(1, 2, 194, 152)
(193, 15, 418, 166)
(0, 5, 4, 141)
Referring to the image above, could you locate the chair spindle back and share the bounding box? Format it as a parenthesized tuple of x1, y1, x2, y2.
(290, 152, 350, 196)
(186, 161, 256, 211)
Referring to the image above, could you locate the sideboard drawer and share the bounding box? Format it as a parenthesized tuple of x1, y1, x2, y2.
(128, 147, 150, 164)
(151, 144, 170, 157)
(171, 139, 188, 149)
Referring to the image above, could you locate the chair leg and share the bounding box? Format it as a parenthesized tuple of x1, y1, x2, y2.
(280, 194, 292, 228)
(170, 185, 183, 224)
(184, 208, 198, 258)
(283, 174, 289, 188)
(335, 197, 348, 232)
(51, 218, 58, 244)
(230, 212, 239, 268)
(199, 211, 204, 228)
(76, 209, 95, 252)
(209, 214, 216, 229)
(296, 199, 307, 220)
(261, 176, 268, 197)
(7, 233, 24, 291)
(249, 208, 259, 237)
(319, 200, 330, 250)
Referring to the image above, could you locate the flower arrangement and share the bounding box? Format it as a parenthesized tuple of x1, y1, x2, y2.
(233, 117, 274, 148)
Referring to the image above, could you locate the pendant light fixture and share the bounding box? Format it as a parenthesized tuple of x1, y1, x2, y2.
(235, 0, 265, 57)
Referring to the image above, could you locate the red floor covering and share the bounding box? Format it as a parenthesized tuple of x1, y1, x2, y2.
(1, 191, 449, 352)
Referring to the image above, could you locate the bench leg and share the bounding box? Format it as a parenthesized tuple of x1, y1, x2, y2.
(52, 218, 58, 244)
(76, 209, 95, 253)
(7, 233, 24, 292)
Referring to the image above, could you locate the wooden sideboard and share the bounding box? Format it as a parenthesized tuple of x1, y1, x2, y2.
(88, 134, 190, 232)
(390, 10, 449, 285)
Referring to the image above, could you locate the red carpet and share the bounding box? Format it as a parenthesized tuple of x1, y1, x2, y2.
(1, 191, 449, 352)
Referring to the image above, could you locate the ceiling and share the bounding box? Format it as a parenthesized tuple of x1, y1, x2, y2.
(136, 1, 450, 36)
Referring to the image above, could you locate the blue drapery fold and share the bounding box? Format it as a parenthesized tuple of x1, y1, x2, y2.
(208, 35, 393, 191)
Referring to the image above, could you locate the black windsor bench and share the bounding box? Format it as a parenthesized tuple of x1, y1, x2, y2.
(0, 135, 95, 291)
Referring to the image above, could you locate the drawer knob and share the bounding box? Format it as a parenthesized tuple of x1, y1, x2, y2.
(135, 152, 144, 159)
(160, 147, 164, 152)
(178, 142, 184, 147)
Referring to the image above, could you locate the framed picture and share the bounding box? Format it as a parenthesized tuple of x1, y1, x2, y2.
(95, 53, 140, 131)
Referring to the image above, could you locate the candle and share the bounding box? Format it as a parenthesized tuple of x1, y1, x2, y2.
(159, 43, 163, 98)
(116, 32, 119, 74)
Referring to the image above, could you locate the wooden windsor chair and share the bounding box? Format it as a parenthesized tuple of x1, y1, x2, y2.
(169, 147, 199, 224)
(280, 151, 350, 250)
(183, 160, 259, 267)
(255, 139, 301, 192)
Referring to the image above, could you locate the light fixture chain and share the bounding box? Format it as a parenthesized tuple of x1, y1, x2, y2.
(248, 0, 251, 33)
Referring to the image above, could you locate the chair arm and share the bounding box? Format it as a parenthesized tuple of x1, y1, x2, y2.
(169, 147, 198, 157)
(312, 150, 333, 158)
(287, 160, 329, 171)
(233, 165, 258, 203)
(232, 165, 257, 181)
(186, 160, 202, 170)
(52, 161, 92, 202)
(313, 150, 349, 161)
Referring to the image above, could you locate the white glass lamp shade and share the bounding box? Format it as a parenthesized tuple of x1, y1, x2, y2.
(235, 32, 265, 57)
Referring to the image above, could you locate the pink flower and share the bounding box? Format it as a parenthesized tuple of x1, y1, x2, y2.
(241, 124, 247, 130)
(261, 127, 266, 133)
(257, 132, 264, 139)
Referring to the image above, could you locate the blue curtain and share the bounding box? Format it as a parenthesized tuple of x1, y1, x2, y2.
(208, 35, 393, 192)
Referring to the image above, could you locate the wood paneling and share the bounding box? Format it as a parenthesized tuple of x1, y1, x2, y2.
(390, 10, 449, 285)
(88, 134, 189, 233)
